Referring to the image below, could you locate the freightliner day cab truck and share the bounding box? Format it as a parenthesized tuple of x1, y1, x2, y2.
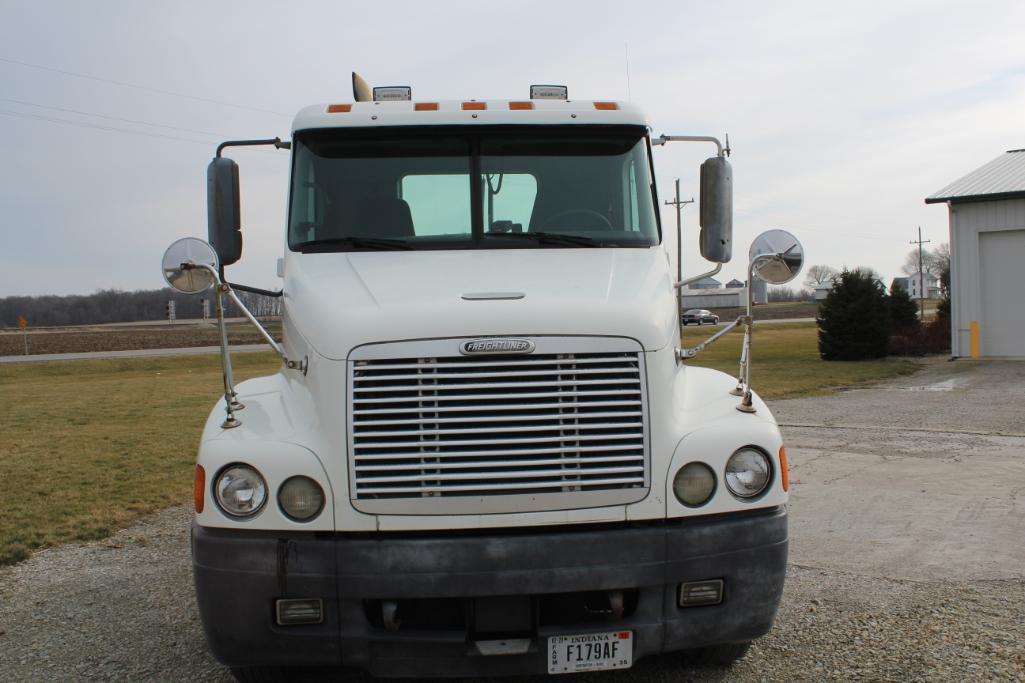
(161, 75, 804, 681)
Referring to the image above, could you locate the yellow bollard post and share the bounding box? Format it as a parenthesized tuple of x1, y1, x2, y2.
(970, 321, 980, 359)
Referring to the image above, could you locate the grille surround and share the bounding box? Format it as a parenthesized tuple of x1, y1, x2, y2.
(348, 336, 650, 515)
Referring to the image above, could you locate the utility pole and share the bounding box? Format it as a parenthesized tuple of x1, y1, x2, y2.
(910, 226, 931, 321)
(664, 179, 694, 285)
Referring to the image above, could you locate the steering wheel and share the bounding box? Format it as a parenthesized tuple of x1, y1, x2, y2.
(536, 209, 613, 232)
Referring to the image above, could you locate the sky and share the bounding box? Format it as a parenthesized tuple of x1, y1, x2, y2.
(1, 0, 1024, 297)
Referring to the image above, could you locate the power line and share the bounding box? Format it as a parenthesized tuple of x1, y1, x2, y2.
(0, 97, 231, 139)
(0, 56, 290, 118)
(0, 109, 215, 146)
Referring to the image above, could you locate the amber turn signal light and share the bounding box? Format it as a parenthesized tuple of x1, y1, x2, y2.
(194, 464, 206, 513)
(779, 447, 789, 492)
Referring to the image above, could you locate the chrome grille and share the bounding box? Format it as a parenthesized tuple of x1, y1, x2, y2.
(349, 343, 647, 506)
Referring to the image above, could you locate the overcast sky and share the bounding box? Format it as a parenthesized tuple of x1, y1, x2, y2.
(2, 0, 1024, 297)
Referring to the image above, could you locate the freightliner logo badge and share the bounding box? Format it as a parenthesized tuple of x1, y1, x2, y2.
(460, 338, 535, 355)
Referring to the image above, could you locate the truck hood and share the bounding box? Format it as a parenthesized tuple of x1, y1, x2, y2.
(284, 247, 677, 359)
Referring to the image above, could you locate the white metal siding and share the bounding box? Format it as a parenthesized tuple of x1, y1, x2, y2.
(949, 199, 1025, 357)
(979, 230, 1025, 357)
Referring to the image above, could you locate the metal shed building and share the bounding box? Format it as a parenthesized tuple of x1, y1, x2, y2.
(926, 149, 1025, 358)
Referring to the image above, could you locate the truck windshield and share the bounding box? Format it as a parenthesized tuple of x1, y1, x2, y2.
(288, 126, 659, 251)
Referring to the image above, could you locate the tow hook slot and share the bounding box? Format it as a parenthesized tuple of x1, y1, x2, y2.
(584, 590, 626, 619)
(382, 600, 401, 631)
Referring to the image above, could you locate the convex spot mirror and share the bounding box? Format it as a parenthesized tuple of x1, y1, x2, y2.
(749, 229, 804, 285)
(162, 237, 219, 294)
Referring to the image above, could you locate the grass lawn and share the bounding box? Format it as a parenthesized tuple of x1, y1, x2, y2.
(682, 322, 920, 400)
(0, 352, 281, 566)
(0, 324, 921, 566)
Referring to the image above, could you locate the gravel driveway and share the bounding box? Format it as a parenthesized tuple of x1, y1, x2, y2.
(2, 359, 1023, 681)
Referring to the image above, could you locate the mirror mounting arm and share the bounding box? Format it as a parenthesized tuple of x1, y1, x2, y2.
(674, 262, 722, 291)
(226, 281, 283, 298)
(651, 134, 729, 158)
(215, 137, 291, 158)
(184, 263, 307, 375)
(676, 315, 744, 363)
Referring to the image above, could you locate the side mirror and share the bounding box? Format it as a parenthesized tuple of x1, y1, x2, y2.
(207, 157, 242, 267)
(162, 237, 219, 294)
(749, 229, 804, 284)
(699, 156, 733, 263)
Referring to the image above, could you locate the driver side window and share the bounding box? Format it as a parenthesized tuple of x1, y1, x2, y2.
(484, 173, 537, 233)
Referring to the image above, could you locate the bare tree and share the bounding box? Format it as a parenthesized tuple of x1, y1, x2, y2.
(803, 264, 837, 290)
(901, 242, 948, 277)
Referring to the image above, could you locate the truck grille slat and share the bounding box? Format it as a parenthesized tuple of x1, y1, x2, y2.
(353, 399, 641, 416)
(355, 420, 643, 438)
(354, 432, 643, 449)
(354, 356, 632, 371)
(352, 377, 641, 393)
(353, 410, 642, 427)
(352, 443, 643, 461)
(356, 476, 647, 496)
(350, 346, 648, 503)
(353, 389, 641, 404)
(355, 455, 644, 471)
(356, 465, 645, 485)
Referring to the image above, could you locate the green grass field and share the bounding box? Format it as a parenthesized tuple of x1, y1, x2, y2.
(0, 325, 920, 566)
(0, 352, 280, 565)
(682, 322, 919, 399)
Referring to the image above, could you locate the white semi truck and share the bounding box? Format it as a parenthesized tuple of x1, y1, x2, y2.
(161, 76, 803, 681)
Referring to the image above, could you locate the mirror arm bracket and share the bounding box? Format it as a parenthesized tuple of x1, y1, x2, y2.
(215, 137, 291, 158)
(226, 281, 283, 298)
(185, 264, 307, 376)
(676, 316, 744, 363)
(674, 262, 722, 291)
(651, 134, 729, 158)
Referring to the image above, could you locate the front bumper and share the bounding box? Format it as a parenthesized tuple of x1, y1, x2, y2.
(192, 506, 787, 677)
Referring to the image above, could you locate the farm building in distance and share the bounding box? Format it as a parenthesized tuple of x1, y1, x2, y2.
(680, 288, 745, 309)
(927, 148, 1025, 358)
(891, 273, 941, 299)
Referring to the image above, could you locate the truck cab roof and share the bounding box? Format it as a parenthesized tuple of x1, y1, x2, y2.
(292, 99, 649, 132)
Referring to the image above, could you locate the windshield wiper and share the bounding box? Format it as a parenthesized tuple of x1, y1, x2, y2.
(484, 232, 598, 247)
(299, 236, 413, 253)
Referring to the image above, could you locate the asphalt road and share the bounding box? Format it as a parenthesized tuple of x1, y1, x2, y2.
(1, 359, 1022, 681)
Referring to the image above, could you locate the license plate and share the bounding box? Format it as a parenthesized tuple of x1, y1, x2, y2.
(547, 630, 633, 674)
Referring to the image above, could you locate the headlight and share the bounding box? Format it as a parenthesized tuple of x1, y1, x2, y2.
(725, 448, 771, 499)
(672, 462, 716, 507)
(214, 464, 267, 518)
(278, 476, 325, 522)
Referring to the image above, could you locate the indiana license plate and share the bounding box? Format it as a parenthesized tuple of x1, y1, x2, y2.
(547, 630, 633, 674)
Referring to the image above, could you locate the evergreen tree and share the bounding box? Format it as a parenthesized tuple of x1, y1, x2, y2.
(888, 284, 920, 330)
(817, 269, 891, 360)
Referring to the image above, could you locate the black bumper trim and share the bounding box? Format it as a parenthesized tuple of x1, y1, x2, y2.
(192, 507, 788, 676)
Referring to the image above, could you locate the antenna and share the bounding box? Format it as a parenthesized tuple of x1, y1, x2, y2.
(624, 43, 632, 101)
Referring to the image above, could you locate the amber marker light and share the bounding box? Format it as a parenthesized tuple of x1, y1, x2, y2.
(414, 102, 439, 111)
(326, 104, 352, 113)
(509, 101, 534, 110)
(593, 101, 619, 110)
(194, 464, 206, 513)
(462, 101, 487, 110)
(779, 447, 789, 492)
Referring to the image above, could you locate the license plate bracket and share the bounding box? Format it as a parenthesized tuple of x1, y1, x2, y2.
(547, 630, 633, 674)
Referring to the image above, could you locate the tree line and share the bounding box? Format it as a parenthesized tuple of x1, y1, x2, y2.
(0, 288, 281, 328)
